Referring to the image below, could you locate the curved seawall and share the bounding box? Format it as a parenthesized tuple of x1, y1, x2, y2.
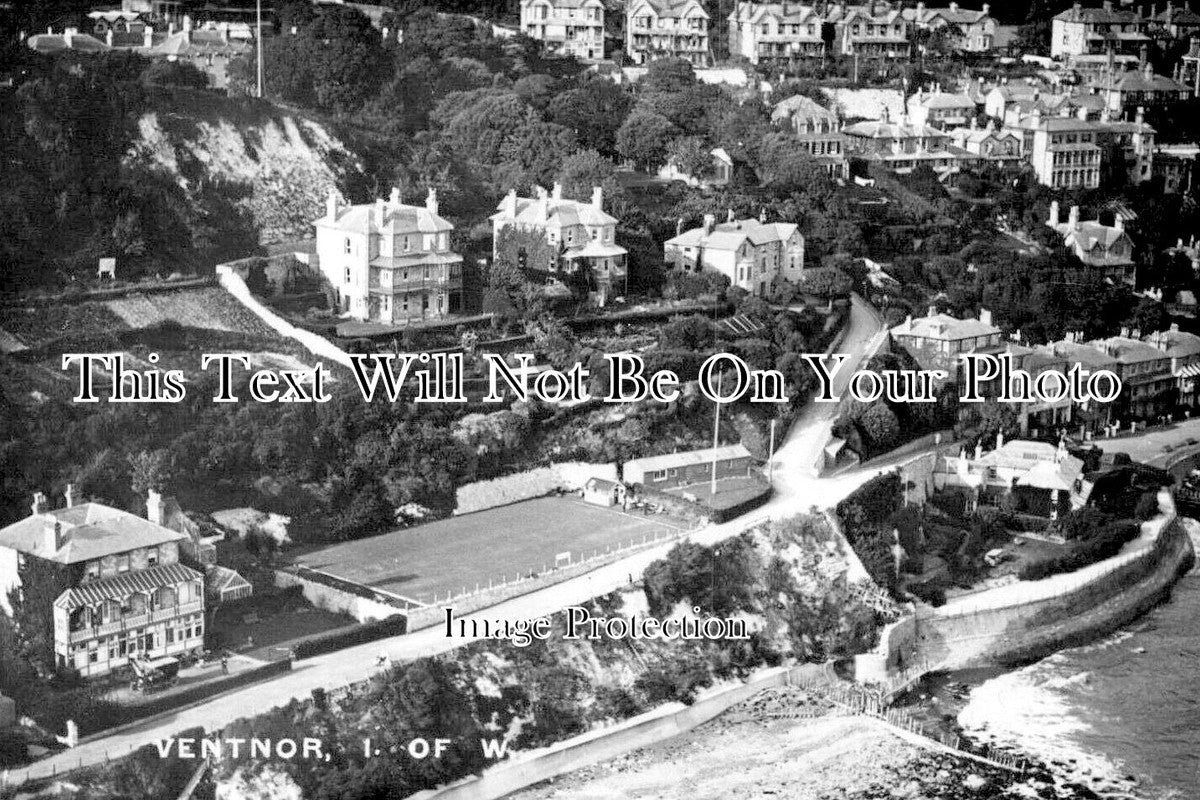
(914, 493, 1195, 670)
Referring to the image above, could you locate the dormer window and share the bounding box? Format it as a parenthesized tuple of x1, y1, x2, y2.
(147, 547, 158, 567)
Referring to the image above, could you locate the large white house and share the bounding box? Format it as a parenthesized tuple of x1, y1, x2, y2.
(519, 0, 605, 61)
(664, 212, 803, 296)
(491, 184, 628, 301)
(314, 188, 463, 325)
(728, 2, 826, 65)
(625, 0, 710, 66)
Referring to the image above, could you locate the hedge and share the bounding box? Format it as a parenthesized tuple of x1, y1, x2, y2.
(292, 614, 409, 660)
(1017, 520, 1140, 581)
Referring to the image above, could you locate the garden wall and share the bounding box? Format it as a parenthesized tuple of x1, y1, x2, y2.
(454, 462, 618, 515)
(274, 568, 407, 623)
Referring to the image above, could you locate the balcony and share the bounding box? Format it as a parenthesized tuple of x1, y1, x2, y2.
(67, 600, 204, 644)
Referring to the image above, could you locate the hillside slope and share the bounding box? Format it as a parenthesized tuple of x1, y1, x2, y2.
(128, 99, 365, 245)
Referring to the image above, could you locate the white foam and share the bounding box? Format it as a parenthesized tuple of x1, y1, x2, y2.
(959, 660, 1136, 795)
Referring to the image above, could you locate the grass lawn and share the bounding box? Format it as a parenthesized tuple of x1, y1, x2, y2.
(209, 588, 357, 661)
(665, 477, 771, 512)
(290, 495, 684, 604)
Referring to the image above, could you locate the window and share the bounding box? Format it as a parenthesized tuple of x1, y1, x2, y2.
(85, 562, 99, 579)
(343, 237, 351, 254)
(651, 469, 668, 480)
(117, 555, 130, 573)
(344, 267, 351, 284)
(147, 547, 158, 567)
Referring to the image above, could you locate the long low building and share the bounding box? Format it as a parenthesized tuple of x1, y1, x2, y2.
(623, 444, 755, 488)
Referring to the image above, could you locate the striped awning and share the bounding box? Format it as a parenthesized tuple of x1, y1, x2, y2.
(54, 563, 201, 609)
(1176, 364, 1200, 379)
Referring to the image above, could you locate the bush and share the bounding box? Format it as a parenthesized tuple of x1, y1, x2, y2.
(292, 614, 408, 659)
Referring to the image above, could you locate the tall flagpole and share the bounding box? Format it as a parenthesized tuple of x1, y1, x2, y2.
(256, 0, 264, 99)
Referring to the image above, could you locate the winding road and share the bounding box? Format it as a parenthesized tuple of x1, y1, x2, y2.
(7, 295, 891, 786)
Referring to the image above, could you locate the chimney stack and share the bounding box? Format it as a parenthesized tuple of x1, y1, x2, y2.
(552, 182, 563, 200)
(726, 208, 735, 223)
(1049, 199, 1060, 227)
(591, 186, 603, 209)
(31, 492, 48, 517)
(980, 308, 993, 327)
(144, 25, 153, 48)
(389, 186, 401, 208)
(64, 484, 75, 509)
(927, 304, 938, 317)
(425, 187, 439, 216)
(1068, 205, 1080, 229)
(703, 213, 716, 235)
(106, 29, 113, 47)
(325, 189, 339, 221)
(146, 489, 164, 527)
(42, 518, 64, 555)
(503, 188, 518, 218)
(1114, 214, 1124, 232)
(676, 217, 684, 236)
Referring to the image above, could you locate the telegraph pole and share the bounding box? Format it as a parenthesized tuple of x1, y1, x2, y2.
(710, 371, 722, 496)
(256, 0, 264, 99)
(767, 418, 777, 484)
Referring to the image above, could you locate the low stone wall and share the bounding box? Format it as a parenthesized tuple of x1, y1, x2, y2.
(914, 496, 1194, 669)
(454, 462, 617, 516)
(275, 569, 406, 623)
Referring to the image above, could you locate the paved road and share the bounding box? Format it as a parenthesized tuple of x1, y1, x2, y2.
(9, 295, 889, 785)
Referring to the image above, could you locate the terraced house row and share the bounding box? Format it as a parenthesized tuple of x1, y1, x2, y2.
(728, 0, 995, 65)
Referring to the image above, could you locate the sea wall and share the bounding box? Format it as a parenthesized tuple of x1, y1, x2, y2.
(914, 495, 1194, 669)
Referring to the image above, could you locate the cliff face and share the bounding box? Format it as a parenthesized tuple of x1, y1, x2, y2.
(126, 103, 365, 245)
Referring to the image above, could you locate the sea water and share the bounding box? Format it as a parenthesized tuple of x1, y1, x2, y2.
(957, 520, 1200, 799)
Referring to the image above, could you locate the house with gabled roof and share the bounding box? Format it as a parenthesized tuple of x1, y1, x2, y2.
(0, 487, 205, 678)
(728, 2, 826, 64)
(903, 2, 997, 51)
(934, 436, 1086, 518)
(492, 183, 627, 302)
(1047, 201, 1135, 284)
(1144, 323, 1200, 408)
(1151, 1, 1200, 40)
(520, 0, 606, 61)
(1086, 333, 1175, 418)
(1051, 1, 1150, 59)
(907, 87, 977, 129)
(889, 306, 1003, 380)
(626, 0, 710, 66)
(664, 211, 803, 297)
(315, 187, 463, 324)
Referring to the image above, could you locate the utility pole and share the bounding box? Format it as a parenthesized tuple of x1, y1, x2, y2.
(767, 418, 777, 484)
(710, 371, 722, 496)
(256, 0, 264, 99)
